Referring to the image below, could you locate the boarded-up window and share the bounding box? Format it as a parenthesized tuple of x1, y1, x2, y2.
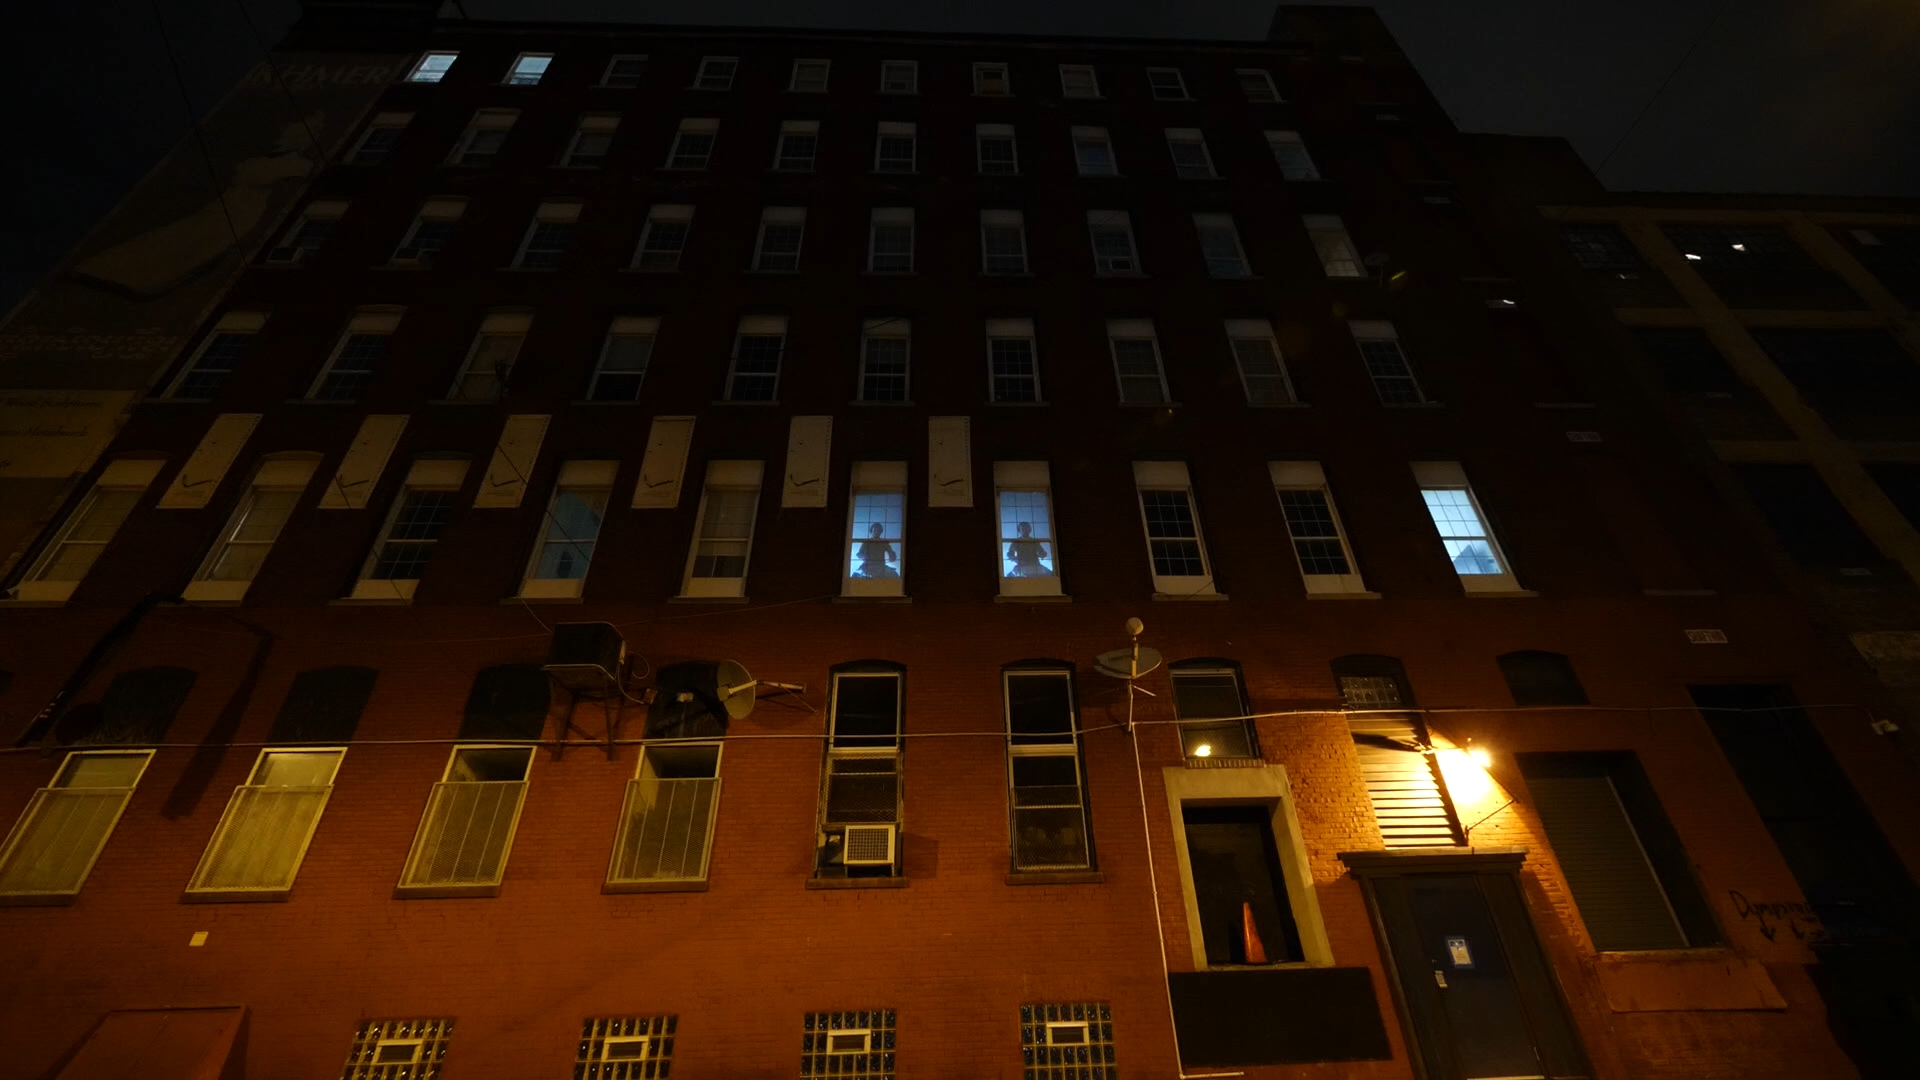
(269, 667, 378, 743)
(76, 667, 196, 745)
(1497, 651, 1588, 707)
(1517, 752, 1719, 950)
(1333, 656, 1462, 849)
(459, 665, 550, 741)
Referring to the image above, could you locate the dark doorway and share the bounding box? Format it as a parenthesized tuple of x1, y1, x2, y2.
(1183, 805, 1304, 964)
(1406, 876, 1541, 1079)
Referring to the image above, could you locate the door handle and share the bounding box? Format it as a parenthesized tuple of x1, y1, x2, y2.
(1433, 970, 1449, 989)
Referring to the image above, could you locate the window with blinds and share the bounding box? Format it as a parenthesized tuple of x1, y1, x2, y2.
(1334, 658, 1463, 849)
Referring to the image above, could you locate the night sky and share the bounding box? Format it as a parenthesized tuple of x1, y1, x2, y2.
(6, 0, 1917, 316)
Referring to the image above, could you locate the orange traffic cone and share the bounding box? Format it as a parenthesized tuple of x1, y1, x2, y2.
(1241, 901, 1268, 964)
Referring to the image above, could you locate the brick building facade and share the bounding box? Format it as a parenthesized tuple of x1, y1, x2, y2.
(1, 4, 1916, 1079)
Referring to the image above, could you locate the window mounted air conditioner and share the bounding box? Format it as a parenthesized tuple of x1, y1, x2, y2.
(841, 823, 896, 866)
(826, 1030, 871, 1055)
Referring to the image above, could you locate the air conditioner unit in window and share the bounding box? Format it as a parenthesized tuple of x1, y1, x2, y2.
(543, 621, 626, 691)
(842, 823, 896, 866)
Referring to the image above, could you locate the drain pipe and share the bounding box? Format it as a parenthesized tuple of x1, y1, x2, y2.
(13, 591, 180, 747)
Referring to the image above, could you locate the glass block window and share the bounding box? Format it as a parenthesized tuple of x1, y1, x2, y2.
(341, 1018, 453, 1079)
(801, 1010, 896, 1078)
(575, 1015, 676, 1079)
(1020, 1002, 1115, 1080)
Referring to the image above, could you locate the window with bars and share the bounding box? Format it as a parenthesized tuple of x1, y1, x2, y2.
(1147, 67, 1189, 100)
(996, 462, 1060, 593)
(1194, 214, 1249, 276)
(1264, 130, 1319, 180)
(818, 669, 904, 877)
(397, 745, 533, 895)
(1088, 211, 1139, 274)
(858, 322, 911, 402)
(1171, 665, 1256, 761)
(790, 58, 830, 92)
(1225, 321, 1293, 404)
(393, 199, 464, 266)
(775, 120, 819, 170)
(406, 51, 457, 83)
(1304, 214, 1364, 277)
(577, 1016, 677, 1078)
(561, 115, 618, 167)
(1413, 461, 1516, 590)
(349, 113, 410, 163)
(505, 53, 550, 86)
(1134, 462, 1213, 594)
(185, 748, 343, 897)
(874, 122, 916, 172)
(0, 750, 152, 901)
(666, 119, 717, 169)
(1236, 68, 1281, 102)
(633, 205, 692, 271)
(17, 459, 160, 600)
(977, 123, 1018, 174)
(266, 203, 343, 265)
(694, 56, 737, 90)
(601, 54, 647, 87)
(1006, 670, 1091, 871)
(1270, 461, 1367, 594)
(607, 744, 720, 886)
(880, 60, 917, 93)
(1165, 128, 1216, 179)
(1059, 65, 1099, 98)
(167, 313, 262, 397)
(524, 469, 611, 594)
(844, 463, 907, 594)
(341, 1018, 453, 1079)
(802, 1010, 896, 1077)
(589, 317, 657, 401)
(981, 210, 1028, 274)
(1072, 126, 1117, 176)
(1107, 322, 1168, 404)
(682, 462, 762, 597)
(868, 209, 914, 273)
(1021, 1003, 1115, 1079)
(987, 319, 1041, 403)
(451, 109, 516, 166)
(447, 314, 528, 400)
(726, 319, 785, 401)
(974, 61, 1011, 95)
(1349, 322, 1424, 404)
(753, 207, 806, 272)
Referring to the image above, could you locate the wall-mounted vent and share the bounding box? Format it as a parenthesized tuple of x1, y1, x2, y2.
(842, 824, 896, 865)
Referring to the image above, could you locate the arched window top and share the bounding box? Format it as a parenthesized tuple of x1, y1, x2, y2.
(270, 666, 378, 743)
(70, 666, 197, 745)
(1497, 651, 1588, 707)
(459, 663, 551, 741)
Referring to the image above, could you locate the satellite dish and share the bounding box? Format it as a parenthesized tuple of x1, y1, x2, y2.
(1096, 647, 1162, 680)
(715, 660, 759, 721)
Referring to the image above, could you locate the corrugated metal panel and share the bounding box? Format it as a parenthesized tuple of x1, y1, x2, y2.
(1350, 716, 1463, 848)
(1526, 772, 1688, 949)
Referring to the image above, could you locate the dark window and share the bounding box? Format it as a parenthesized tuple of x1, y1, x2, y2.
(1560, 225, 1644, 273)
(831, 671, 902, 748)
(818, 665, 906, 877)
(1006, 669, 1092, 872)
(1663, 224, 1860, 307)
(1518, 752, 1720, 950)
(1731, 464, 1883, 568)
(1182, 805, 1304, 964)
(1497, 651, 1588, 707)
(1834, 225, 1920, 305)
(1867, 463, 1920, 531)
(458, 664, 551, 740)
(268, 667, 377, 743)
(1631, 329, 1742, 394)
(1751, 329, 1920, 413)
(77, 667, 196, 745)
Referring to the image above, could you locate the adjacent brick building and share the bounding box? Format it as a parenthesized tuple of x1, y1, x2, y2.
(1, 3, 1916, 1079)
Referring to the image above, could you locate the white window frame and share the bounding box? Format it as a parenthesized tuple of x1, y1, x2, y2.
(447, 311, 530, 401)
(266, 201, 345, 265)
(606, 742, 724, 888)
(666, 118, 718, 170)
(560, 115, 619, 167)
(880, 60, 918, 94)
(1088, 211, 1140, 275)
(751, 207, 806, 273)
(843, 461, 907, 597)
(1005, 668, 1091, 871)
(395, 744, 536, 896)
(586, 316, 658, 402)
(980, 210, 1028, 275)
(994, 460, 1062, 596)
(680, 461, 763, 598)
(874, 121, 916, 173)
(1269, 461, 1368, 595)
(0, 750, 155, 902)
(1348, 320, 1427, 405)
(987, 318, 1042, 405)
(504, 52, 552, 86)
(1165, 128, 1216, 180)
(1265, 130, 1321, 181)
(510, 201, 581, 270)
(1304, 214, 1364, 278)
(693, 56, 738, 91)
(976, 123, 1018, 175)
(184, 457, 316, 602)
(789, 58, 830, 93)
(633, 204, 692, 271)
(1058, 64, 1100, 98)
(857, 318, 911, 404)
(868, 208, 914, 274)
(1194, 213, 1249, 277)
(449, 108, 517, 166)
(1133, 460, 1215, 597)
(184, 748, 346, 898)
(165, 311, 265, 398)
(774, 119, 819, 171)
(347, 112, 411, 163)
(521, 462, 615, 599)
(1413, 461, 1522, 593)
(600, 54, 647, 88)
(725, 315, 786, 402)
(1108, 319, 1170, 406)
(308, 309, 400, 401)
(817, 669, 905, 877)
(1236, 68, 1282, 102)
(350, 458, 469, 600)
(973, 62, 1011, 96)
(1147, 67, 1190, 100)
(1072, 126, 1118, 177)
(406, 51, 457, 83)
(1223, 319, 1295, 406)
(15, 459, 164, 602)
(391, 198, 465, 266)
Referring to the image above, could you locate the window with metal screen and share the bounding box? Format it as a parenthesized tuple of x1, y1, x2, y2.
(1335, 659, 1463, 849)
(0, 751, 151, 900)
(341, 1018, 452, 1079)
(1518, 752, 1719, 950)
(1732, 463, 1883, 568)
(1498, 651, 1588, 707)
(1006, 670, 1091, 871)
(802, 1010, 895, 1078)
(397, 745, 533, 894)
(1171, 667, 1255, 761)
(1020, 1003, 1115, 1078)
(1183, 805, 1305, 964)
(608, 744, 720, 886)
(186, 748, 342, 896)
(267, 667, 376, 744)
(578, 1016, 676, 1078)
(818, 670, 903, 877)
(459, 665, 551, 741)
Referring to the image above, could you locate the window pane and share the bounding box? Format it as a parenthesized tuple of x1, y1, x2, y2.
(59, 753, 149, 788)
(847, 490, 905, 579)
(1007, 673, 1073, 741)
(833, 675, 900, 745)
(693, 489, 756, 576)
(252, 750, 341, 787)
(1140, 490, 1203, 576)
(1276, 490, 1351, 575)
(371, 489, 456, 579)
(998, 490, 1055, 579)
(1421, 489, 1503, 574)
(990, 339, 1039, 402)
(860, 337, 910, 401)
(533, 488, 607, 579)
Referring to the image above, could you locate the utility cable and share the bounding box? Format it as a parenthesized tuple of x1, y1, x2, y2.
(1594, 0, 1729, 182)
(147, 0, 242, 252)
(224, 0, 326, 166)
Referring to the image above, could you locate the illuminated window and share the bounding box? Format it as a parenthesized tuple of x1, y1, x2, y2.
(1414, 461, 1520, 592)
(396, 745, 534, 894)
(186, 748, 344, 897)
(607, 745, 720, 885)
(504, 53, 551, 86)
(843, 462, 906, 597)
(521, 464, 612, 598)
(405, 52, 457, 83)
(995, 461, 1060, 595)
(1171, 665, 1255, 761)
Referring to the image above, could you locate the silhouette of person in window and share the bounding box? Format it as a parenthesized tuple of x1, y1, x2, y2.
(855, 522, 899, 578)
(1005, 521, 1052, 577)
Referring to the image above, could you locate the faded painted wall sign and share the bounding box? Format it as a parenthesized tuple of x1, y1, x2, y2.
(0, 391, 137, 478)
(1728, 890, 1826, 942)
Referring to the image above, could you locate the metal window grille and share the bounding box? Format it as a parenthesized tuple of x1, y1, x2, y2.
(726, 336, 783, 401)
(397, 776, 529, 891)
(315, 334, 390, 400)
(1229, 337, 1291, 404)
(1110, 338, 1166, 404)
(1007, 673, 1089, 871)
(989, 338, 1038, 402)
(341, 1019, 453, 1080)
(802, 1010, 895, 1078)
(1020, 1003, 1115, 1079)
(1276, 490, 1351, 575)
(608, 776, 718, 883)
(824, 754, 901, 824)
(576, 1016, 676, 1080)
(1356, 339, 1423, 404)
(1140, 490, 1204, 576)
(370, 490, 456, 579)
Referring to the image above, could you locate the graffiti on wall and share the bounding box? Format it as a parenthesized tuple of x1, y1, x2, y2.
(1728, 890, 1827, 942)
